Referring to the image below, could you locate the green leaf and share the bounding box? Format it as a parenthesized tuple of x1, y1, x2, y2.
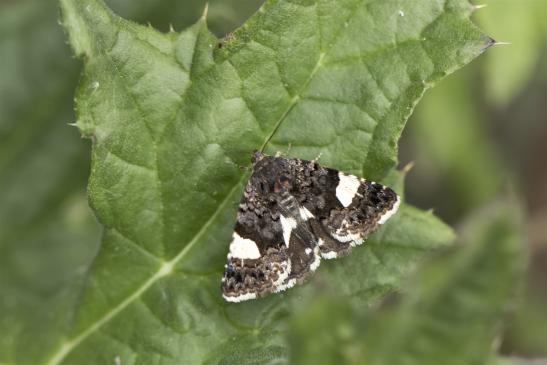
(33, 0, 489, 364)
(290, 201, 524, 365)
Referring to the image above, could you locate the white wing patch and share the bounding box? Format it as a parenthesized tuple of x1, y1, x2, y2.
(299, 206, 315, 220)
(274, 278, 297, 293)
(318, 238, 338, 259)
(336, 173, 361, 207)
(273, 260, 295, 293)
(228, 233, 261, 259)
(309, 246, 321, 271)
(280, 214, 297, 246)
(223, 291, 257, 303)
(378, 195, 401, 225)
(331, 230, 362, 246)
(321, 251, 338, 259)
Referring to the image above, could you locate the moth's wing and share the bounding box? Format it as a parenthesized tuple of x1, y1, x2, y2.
(221, 187, 285, 302)
(308, 218, 352, 259)
(299, 166, 400, 259)
(221, 191, 322, 302)
(221, 228, 290, 302)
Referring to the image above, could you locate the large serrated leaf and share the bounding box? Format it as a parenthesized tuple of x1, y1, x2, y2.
(26, 0, 491, 364)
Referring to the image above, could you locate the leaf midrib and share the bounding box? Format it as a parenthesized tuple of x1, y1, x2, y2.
(259, 52, 326, 151)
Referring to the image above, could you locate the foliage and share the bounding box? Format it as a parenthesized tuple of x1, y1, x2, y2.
(407, 0, 547, 356)
(290, 202, 524, 365)
(0, 0, 531, 364)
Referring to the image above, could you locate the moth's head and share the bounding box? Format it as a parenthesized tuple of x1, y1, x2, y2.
(250, 153, 294, 195)
(251, 150, 265, 164)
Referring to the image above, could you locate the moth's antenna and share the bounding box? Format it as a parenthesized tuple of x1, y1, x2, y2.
(275, 143, 293, 157)
(311, 152, 323, 164)
(285, 143, 292, 156)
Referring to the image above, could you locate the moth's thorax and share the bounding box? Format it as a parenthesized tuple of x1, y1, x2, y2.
(250, 155, 298, 194)
(277, 190, 300, 217)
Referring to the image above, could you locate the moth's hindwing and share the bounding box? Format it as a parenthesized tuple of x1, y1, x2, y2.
(221, 152, 400, 302)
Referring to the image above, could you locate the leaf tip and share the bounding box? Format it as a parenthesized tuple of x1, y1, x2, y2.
(472, 3, 488, 12)
(493, 41, 512, 46)
(480, 36, 498, 52)
(481, 38, 511, 52)
(59, 0, 116, 58)
(401, 161, 415, 175)
(201, 3, 209, 22)
(73, 119, 96, 140)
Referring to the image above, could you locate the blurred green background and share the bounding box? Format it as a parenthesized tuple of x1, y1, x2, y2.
(0, 0, 545, 361)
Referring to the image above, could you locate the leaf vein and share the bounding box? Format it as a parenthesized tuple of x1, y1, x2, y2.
(109, 227, 163, 261)
(104, 148, 154, 171)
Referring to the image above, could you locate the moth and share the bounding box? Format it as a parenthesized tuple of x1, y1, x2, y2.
(221, 151, 400, 302)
